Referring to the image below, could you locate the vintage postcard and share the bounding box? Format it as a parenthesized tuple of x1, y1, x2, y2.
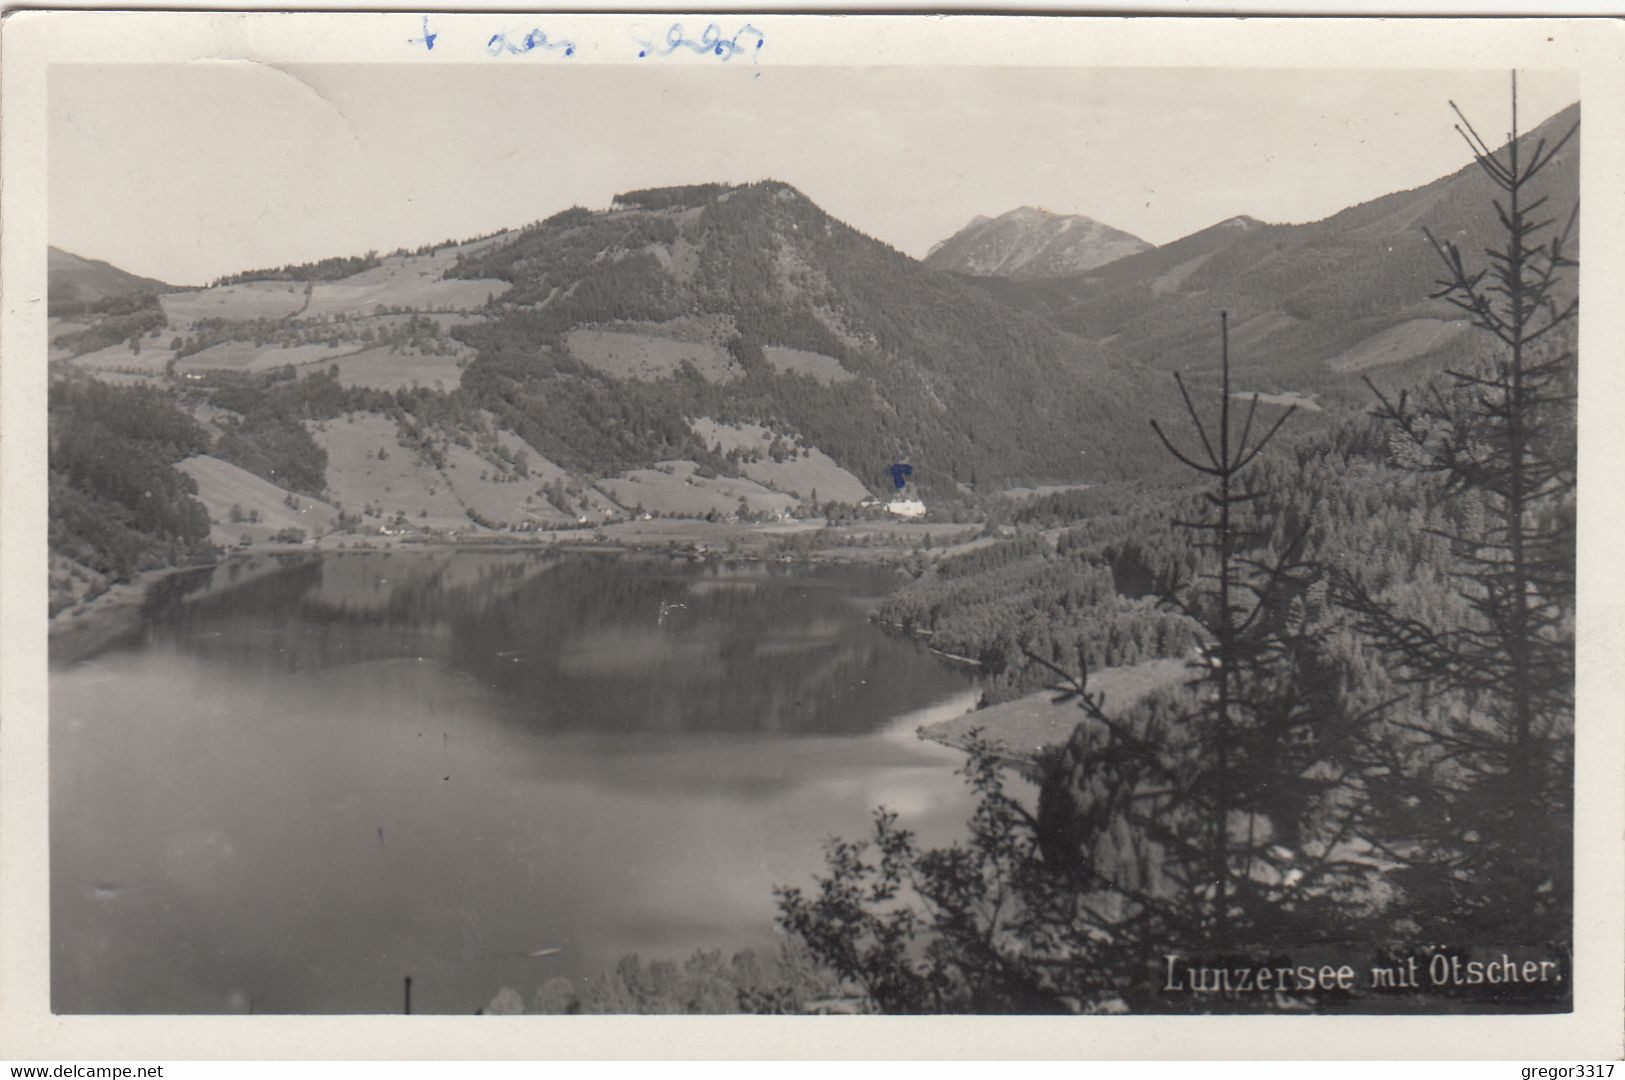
(1, 10, 1621, 1061)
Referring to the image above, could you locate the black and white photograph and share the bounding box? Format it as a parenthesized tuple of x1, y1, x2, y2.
(3, 10, 1623, 1059)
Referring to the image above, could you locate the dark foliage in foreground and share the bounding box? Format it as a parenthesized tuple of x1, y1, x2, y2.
(1330, 82, 1577, 943)
(779, 316, 1390, 1013)
(775, 86, 1575, 1012)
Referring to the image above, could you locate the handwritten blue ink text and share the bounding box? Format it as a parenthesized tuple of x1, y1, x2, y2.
(636, 22, 763, 62)
(487, 28, 576, 58)
(409, 15, 438, 52)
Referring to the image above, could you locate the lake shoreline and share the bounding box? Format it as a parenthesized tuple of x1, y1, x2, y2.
(47, 506, 996, 666)
(46, 542, 1190, 774)
(55, 540, 1190, 768)
(46, 525, 927, 666)
(917, 656, 1190, 764)
(48, 563, 208, 666)
(51, 548, 982, 1013)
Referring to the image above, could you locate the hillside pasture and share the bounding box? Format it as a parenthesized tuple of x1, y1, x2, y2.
(311, 413, 471, 527)
(398, 232, 516, 275)
(422, 312, 487, 332)
(176, 340, 358, 374)
(438, 440, 576, 528)
(1149, 251, 1217, 297)
(485, 419, 571, 487)
(319, 345, 466, 392)
(161, 282, 308, 325)
(690, 417, 871, 503)
(76, 371, 167, 388)
(301, 255, 510, 320)
(596, 460, 797, 519)
(1326, 317, 1471, 373)
(178, 454, 342, 547)
(612, 313, 736, 345)
(69, 339, 177, 376)
(567, 329, 741, 384)
(48, 318, 94, 362)
(920, 656, 1190, 762)
(762, 345, 855, 384)
(310, 411, 589, 531)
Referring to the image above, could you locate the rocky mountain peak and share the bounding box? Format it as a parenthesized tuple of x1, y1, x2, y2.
(924, 206, 1151, 279)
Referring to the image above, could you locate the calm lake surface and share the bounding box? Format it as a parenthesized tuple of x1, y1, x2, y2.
(51, 550, 979, 1014)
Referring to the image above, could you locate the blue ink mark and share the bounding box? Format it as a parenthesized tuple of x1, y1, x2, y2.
(636, 22, 763, 62)
(888, 463, 914, 491)
(487, 28, 577, 58)
(409, 15, 438, 52)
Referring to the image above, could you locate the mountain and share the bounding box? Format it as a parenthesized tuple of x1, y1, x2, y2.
(49, 177, 1183, 570)
(923, 207, 1152, 279)
(49, 99, 1579, 547)
(1060, 214, 1263, 296)
(444, 181, 1171, 493)
(996, 104, 1579, 402)
(48, 246, 173, 316)
(959, 214, 1264, 324)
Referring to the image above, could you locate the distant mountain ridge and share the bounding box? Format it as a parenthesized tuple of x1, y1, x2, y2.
(961, 102, 1578, 401)
(924, 206, 1152, 279)
(48, 246, 173, 316)
(48, 100, 1579, 518)
(49, 180, 1183, 496)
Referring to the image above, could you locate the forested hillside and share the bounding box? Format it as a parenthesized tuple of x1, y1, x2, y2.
(448, 181, 1174, 495)
(48, 379, 214, 612)
(47, 76, 1584, 1018)
(874, 410, 1458, 699)
(47, 246, 173, 318)
(776, 90, 1578, 1014)
(47, 102, 1579, 662)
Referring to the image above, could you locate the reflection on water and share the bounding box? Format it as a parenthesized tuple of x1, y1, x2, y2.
(52, 552, 977, 1014)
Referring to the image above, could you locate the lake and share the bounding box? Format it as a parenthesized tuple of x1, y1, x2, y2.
(50, 549, 980, 1014)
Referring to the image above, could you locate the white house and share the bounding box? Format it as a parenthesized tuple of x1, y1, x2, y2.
(885, 498, 926, 520)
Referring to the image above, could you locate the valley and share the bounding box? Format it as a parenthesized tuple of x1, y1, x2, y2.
(38, 69, 1582, 1018)
(46, 102, 1581, 735)
(45, 103, 1579, 664)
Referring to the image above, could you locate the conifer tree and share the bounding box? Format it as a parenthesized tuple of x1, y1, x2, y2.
(1034, 314, 1382, 971)
(776, 316, 1382, 1014)
(1333, 77, 1577, 942)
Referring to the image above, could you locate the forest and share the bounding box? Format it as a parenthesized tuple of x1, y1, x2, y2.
(871, 412, 1456, 704)
(47, 380, 214, 606)
(211, 250, 382, 287)
(42, 77, 1579, 1018)
(50, 299, 168, 358)
(772, 89, 1576, 1013)
(462, 88, 1577, 1017)
(446, 178, 1180, 496)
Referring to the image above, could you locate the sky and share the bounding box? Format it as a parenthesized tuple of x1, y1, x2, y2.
(49, 64, 1579, 286)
